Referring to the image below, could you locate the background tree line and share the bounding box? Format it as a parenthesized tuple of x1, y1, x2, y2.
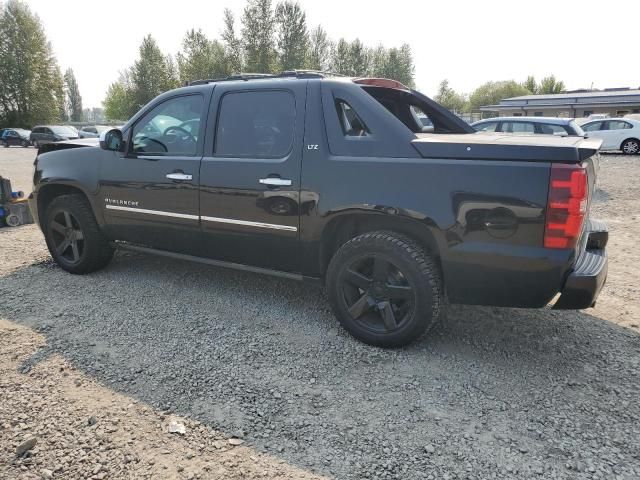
(0, 0, 84, 127)
(434, 75, 566, 114)
(103, 0, 415, 120)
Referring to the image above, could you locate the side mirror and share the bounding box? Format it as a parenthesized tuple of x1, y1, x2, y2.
(99, 128, 124, 151)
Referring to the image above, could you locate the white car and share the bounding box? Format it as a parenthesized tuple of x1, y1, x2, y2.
(582, 118, 640, 155)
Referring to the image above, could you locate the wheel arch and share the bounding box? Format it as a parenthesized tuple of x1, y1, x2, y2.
(37, 183, 92, 228)
(620, 137, 640, 151)
(319, 212, 443, 280)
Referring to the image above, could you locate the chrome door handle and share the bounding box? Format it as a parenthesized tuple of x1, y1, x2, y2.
(259, 177, 291, 186)
(166, 172, 193, 181)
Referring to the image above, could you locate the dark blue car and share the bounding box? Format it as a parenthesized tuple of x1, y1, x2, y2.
(2, 128, 31, 147)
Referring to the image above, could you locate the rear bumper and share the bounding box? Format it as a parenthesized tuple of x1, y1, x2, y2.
(553, 220, 608, 309)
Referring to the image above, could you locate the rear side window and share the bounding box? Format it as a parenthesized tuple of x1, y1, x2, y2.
(539, 123, 570, 136)
(501, 121, 535, 134)
(216, 90, 295, 158)
(606, 120, 632, 130)
(475, 121, 498, 132)
(335, 100, 369, 137)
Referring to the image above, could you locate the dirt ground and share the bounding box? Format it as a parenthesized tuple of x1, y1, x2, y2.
(0, 146, 638, 480)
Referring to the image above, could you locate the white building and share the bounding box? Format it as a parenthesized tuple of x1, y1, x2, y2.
(481, 88, 640, 118)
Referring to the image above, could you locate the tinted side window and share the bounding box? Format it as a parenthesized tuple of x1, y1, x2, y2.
(335, 100, 369, 136)
(582, 122, 603, 132)
(132, 95, 203, 156)
(215, 90, 295, 158)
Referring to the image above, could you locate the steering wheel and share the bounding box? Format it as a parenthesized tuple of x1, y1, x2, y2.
(163, 126, 196, 145)
(136, 135, 168, 152)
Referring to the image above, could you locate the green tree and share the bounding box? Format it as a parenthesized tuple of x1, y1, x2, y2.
(523, 75, 537, 94)
(131, 35, 177, 110)
(368, 45, 388, 77)
(434, 79, 468, 113)
(221, 8, 242, 74)
(307, 25, 330, 71)
(176, 29, 226, 84)
(331, 38, 351, 75)
(64, 68, 83, 122)
(102, 71, 135, 120)
(348, 39, 368, 76)
(0, 0, 65, 127)
(538, 75, 565, 94)
(468, 80, 531, 112)
(241, 0, 276, 72)
(374, 44, 415, 87)
(275, 1, 308, 70)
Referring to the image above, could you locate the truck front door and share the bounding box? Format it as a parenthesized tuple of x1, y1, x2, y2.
(99, 93, 206, 254)
(198, 82, 306, 273)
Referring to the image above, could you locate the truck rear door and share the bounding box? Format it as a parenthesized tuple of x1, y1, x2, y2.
(198, 81, 306, 273)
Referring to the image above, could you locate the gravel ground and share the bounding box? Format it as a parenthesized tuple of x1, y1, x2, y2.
(0, 147, 639, 480)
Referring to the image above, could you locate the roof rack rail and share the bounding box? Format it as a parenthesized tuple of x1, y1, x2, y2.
(185, 69, 346, 87)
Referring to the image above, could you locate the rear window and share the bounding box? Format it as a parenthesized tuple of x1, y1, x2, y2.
(361, 85, 472, 134)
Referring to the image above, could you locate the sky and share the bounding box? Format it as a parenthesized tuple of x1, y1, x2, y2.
(24, 0, 640, 109)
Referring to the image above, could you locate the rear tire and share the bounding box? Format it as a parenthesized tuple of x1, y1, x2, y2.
(326, 231, 443, 347)
(43, 194, 114, 274)
(621, 138, 639, 155)
(32, 140, 39, 148)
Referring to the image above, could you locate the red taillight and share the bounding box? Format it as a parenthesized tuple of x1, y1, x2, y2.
(544, 164, 588, 249)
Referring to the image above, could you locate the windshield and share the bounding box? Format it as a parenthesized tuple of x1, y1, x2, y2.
(51, 126, 77, 136)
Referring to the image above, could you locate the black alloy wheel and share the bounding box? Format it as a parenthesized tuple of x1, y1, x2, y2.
(326, 231, 443, 347)
(339, 254, 415, 333)
(48, 210, 85, 265)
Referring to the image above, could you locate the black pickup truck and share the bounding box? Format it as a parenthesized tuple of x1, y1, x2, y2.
(29, 72, 608, 347)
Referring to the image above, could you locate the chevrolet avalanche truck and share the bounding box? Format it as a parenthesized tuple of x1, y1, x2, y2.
(28, 72, 608, 347)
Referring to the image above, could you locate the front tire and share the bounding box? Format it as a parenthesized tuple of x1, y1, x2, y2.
(21, 139, 29, 147)
(326, 231, 443, 347)
(2, 141, 8, 148)
(43, 194, 114, 274)
(32, 140, 39, 149)
(621, 138, 639, 155)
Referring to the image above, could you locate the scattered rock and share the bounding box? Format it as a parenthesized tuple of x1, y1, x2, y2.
(40, 469, 53, 479)
(16, 437, 37, 456)
(424, 444, 436, 454)
(168, 420, 186, 435)
(228, 438, 245, 446)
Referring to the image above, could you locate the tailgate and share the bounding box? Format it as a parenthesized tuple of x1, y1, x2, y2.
(412, 133, 602, 163)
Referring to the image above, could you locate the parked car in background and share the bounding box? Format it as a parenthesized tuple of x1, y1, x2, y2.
(2, 128, 31, 147)
(582, 118, 640, 155)
(30, 126, 79, 148)
(78, 125, 112, 139)
(472, 117, 584, 136)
